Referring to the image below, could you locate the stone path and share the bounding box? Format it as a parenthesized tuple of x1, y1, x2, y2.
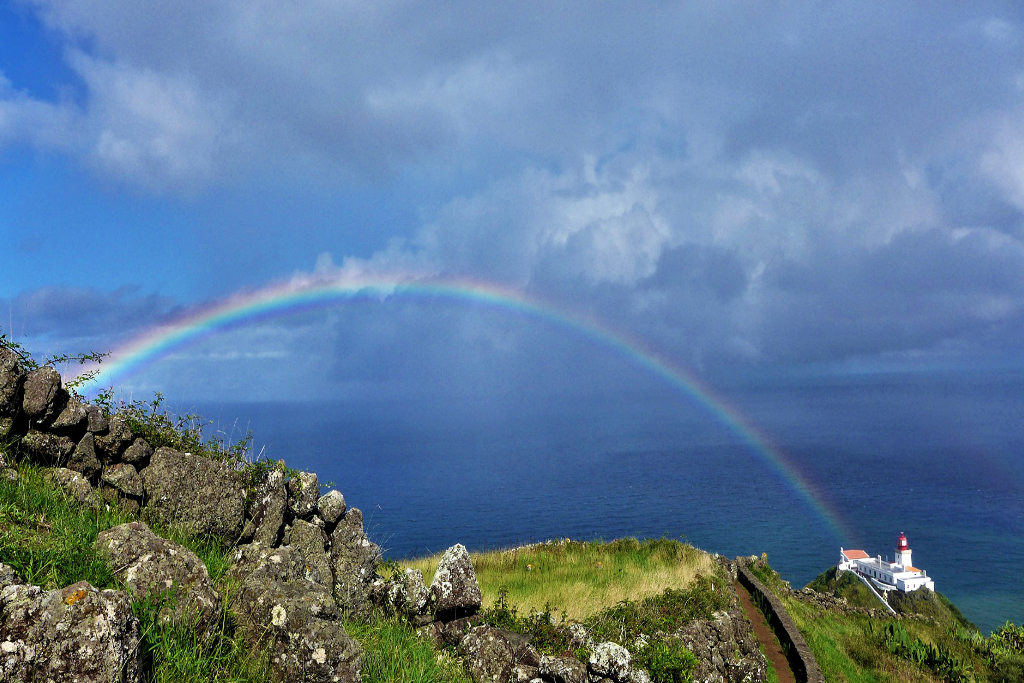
(734, 579, 796, 683)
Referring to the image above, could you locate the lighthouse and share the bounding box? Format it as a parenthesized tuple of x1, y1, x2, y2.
(896, 532, 913, 568)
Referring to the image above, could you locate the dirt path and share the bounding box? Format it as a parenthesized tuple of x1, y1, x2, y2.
(734, 579, 797, 683)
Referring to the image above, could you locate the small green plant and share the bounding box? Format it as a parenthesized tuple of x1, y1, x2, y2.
(634, 638, 699, 683)
(0, 329, 108, 392)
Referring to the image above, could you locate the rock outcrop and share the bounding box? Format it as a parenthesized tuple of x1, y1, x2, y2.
(96, 521, 223, 638)
(140, 447, 247, 546)
(428, 543, 482, 619)
(0, 578, 141, 683)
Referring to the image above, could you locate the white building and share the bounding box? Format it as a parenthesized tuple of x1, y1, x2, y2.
(838, 532, 935, 593)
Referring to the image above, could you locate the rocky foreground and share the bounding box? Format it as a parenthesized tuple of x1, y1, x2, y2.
(0, 348, 770, 683)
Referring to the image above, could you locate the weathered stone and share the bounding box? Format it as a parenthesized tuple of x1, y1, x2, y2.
(0, 415, 21, 441)
(67, 432, 102, 481)
(541, 655, 589, 683)
(0, 467, 18, 484)
(19, 429, 75, 465)
(283, 518, 333, 588)
(428, 543, 482, 618)
(460, 626, 517, 683)
(240, 467, 288, 546)
(47, 467, 103, 511)
(317, 489, 347, 525)
(589, 642, 632, 682)
(102, 462, 144, 498)
(226, 543, 362, 683)
(95, 414, 133, 461)
(0, 348, 25, 419)
(85, 404, 108, 433)
(673, 607, 766, 683)
(329, 507, 381, 616)
(140, 447, 246, 546)
(565, 622, 594, 650)
(50, 396, 89, 435)
(21, 366, 63, 425)
(629, 668, 651, 683)
(96, 521, 223, 638)
(383, 567, 430, 618)
(0, 580, 141, 683)
(122, 438, 154, 467)
(514, 664, 542, 683)
(287, 470, 319, 519)
(0, 562, 18, 589)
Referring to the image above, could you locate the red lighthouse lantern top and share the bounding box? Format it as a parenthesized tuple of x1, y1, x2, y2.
(897, 532, 908, 551)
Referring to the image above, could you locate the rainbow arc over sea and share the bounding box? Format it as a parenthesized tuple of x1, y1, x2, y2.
(72, 272, 851, 543)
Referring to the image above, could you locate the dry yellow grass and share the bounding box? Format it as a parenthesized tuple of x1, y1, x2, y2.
(401, 538, 720, 620)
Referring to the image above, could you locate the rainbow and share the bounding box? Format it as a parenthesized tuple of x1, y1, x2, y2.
(72, 272, 851, 543)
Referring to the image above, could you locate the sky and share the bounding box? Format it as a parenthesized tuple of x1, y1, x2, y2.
(2, 1, 1024, 402)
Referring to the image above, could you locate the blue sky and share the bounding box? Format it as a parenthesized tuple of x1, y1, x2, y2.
(2, 1, 1024, 401)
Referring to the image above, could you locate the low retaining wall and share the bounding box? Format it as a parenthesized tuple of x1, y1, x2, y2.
(737, 563, 825, 683)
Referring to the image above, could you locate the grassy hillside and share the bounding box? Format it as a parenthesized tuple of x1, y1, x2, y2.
(752, 560, 1024, 683)
(402, 536, 720, 620)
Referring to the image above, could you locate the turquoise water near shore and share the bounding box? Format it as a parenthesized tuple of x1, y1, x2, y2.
(193, 370, 1024, 634)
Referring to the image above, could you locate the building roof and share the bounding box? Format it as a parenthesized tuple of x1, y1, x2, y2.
(906, 566, 921, 573)
(843, 549, 869, 560)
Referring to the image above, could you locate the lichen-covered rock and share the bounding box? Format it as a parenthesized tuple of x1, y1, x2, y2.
(514, 664, 542, 683)
(459, 626, 518, 683)
(19, 429, 75, 465)
(287, 470, 319, 520)
(266, 610, 363, 683)
(383, 567, 429, 618)
(428, 543, 482, 618)
(283, 518, 333, 588)
(226, 544, 362, 683)
(0, 562, 20, 589)
(50, 396, 88, 435)
(21, 366, 63, 425)
(102, 462, 144, 498)
(122, 438, 154, 467)
(85, 404, 108, 433)
(0, 348, 25, 418)
(329, 507, 381, 617)
(95, 414, 134, 461)
(589, 642, 632, 682)
(317, 489, 347, 526)
(96, 521, 223, 638)
(47, 467, 103, 510)
(540, 655, 589, 683)
(68, 431, 102, 481)
(673, 607, 766, 683)
(0, 580, 141, 683)
(140, 447, 246, 546)
(241, 467, 288, 546)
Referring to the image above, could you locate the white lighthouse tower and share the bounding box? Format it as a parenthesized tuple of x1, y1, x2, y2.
(896, 532, 913, 568)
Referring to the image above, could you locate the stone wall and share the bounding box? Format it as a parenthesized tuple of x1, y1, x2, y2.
(736, 562, 825, 683)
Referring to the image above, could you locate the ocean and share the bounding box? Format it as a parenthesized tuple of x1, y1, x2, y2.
(192, 369, 1024, 634)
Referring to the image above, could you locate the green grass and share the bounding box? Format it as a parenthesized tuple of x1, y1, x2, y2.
(403, 537, 719, 620)
(806, 567, 889, 611)
(346, 617, 473, 683)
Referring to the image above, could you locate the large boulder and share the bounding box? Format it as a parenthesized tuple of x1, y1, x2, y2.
(428, 543, 482, 619)
(329, 507, 381, 616)
(19, 429, 75, 465)
(96, 521, 223, 638)
(541, 655, 589, 683)
(458, 626, 541, 683)
(0, 348, 25, 425)
(589, 642, 633, 683)
(21, 366, 64, 426)
(0, 580, 141, 683)
(240, 467, 288, 546)
(67, 432, 102, 482)
(94, 414, 133, 462)
(46, 467, 103, 511)
(226, 544, 362, 683)
(121, 438, 154, 467)
(287, 470, 319, 520)
(317, 489, 347, 527)
(50, 396, 89, 436)
(140, 447, 246, 546)
(283, 519, 333, 588)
